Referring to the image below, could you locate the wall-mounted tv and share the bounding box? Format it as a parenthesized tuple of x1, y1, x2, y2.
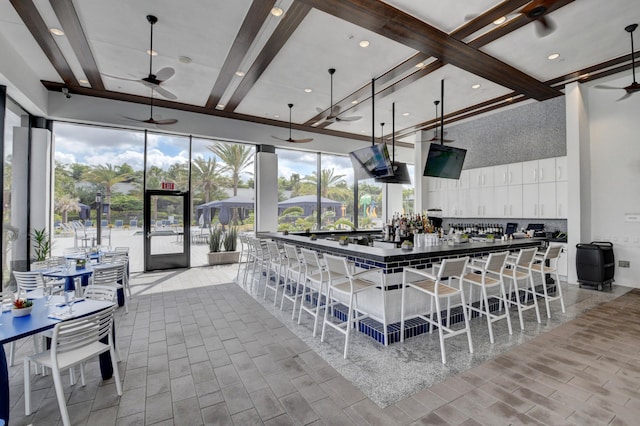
(375, 162, 412, 184)
(349, 143, 394, 179)
(423, 144, 467, 179)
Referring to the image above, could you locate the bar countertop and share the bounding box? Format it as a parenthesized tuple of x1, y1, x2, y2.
(261, 232, 544, 264)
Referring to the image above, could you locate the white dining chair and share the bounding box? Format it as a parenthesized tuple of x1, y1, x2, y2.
(23, 305, 122, 426)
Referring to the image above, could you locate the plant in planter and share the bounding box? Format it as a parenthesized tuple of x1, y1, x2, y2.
(12, 298, 34, 317)
(208, 227, 240, 265)
(32, 228, 51, 261)
(309, 234, 317, 241)
(338, 235, 349, 246)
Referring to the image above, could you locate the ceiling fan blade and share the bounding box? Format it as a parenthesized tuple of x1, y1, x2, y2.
(102, 73, 140, 82)
(534, 16, 555, 37)
(595, 84, 624, 90)
(315, 107, 325, 114)
(153, 85, 178, 100)
(335, 115, 362, 122)
(290, 137, 314, 143)
(616, 92, 632, 101)
(271, 135, 288, 142)
(155, 67, 175, 81)
(149, 118, 178, 125)
(330, 105, 342, 116)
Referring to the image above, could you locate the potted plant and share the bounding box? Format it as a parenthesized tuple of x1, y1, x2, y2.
(12, 298, 33, 317)
(32, 228, 51, 261)
(207, 227, 240, 265)
(338, 235, 349, 246)
(401, 240, 414, 251)
(309, 234, 317, 241)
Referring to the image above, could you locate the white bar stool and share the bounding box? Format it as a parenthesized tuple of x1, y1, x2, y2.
(531, 244, 566, 318)
(504, 247, 541, 330)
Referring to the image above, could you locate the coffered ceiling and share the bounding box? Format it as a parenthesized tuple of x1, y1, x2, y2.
(1, 0, 638, 146)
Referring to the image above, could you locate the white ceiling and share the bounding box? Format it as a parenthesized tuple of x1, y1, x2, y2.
(0, 0, 638, 145)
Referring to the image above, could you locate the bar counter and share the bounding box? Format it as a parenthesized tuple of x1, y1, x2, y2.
(261, 232, 544, 275)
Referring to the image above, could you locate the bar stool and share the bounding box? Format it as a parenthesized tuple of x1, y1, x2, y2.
(531, 244, 566, 318)
(462, 251, 512, 343)
(280, 244, 305, 319)
(236, 233, 248, 283)
(321, 254, 383, 359)
(249, 237, 269, 295)
(241, 234, 256, 291)
(264, 240, 286, 305)
(400, 257, 473, 364)
(298, 248, 329, 337)
(504, 247, 541, 330)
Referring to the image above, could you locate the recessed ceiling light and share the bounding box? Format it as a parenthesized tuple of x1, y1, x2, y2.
(78, 79, 88, 84)
(304, 88, 312, 93)
(548, 53, 560, 60)
(274, 114, 280, 118)
(507, 97, 514, 102)
(217, 104, 225, 109)
(360, 130, 366, 133)
(493, 16, 506, 25)
(415, 62, 425, 68)
(49, 27, 64, 36)
(179, 56, 192, 64)
(402, 112, 410, 116)
(351, 100, 358, 104)
(235, 71, 245, 77)
(472, 84, 481, 89)
(580, 73, 590, 79)
(359, 40, 370, 48)
(271, 7, 283, 17)
(147, 49, 158, 56)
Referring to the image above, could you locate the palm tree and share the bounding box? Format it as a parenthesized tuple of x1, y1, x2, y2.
(303, 168, 346, 198)
(192, 157, 225, 203)
(82, 164, 131, 223)
(55, 194, 81, 223)
(208, 143, 254, 196)
(145, 166, 166, 224)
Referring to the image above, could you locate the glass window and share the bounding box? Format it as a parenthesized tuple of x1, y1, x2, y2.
(357, 178, 384, 229)
(191, 138, 255, 267)
(52, 123, 145, 271)
(403, 164, 415, 214)
(319, 153, 354, 230)
(3, 98, 26, 289)
(276, 148, 318, 232)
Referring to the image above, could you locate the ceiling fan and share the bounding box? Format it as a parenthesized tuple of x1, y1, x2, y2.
(271, 104, 313, 143)
(518, 0, 559, 38)
(422, 100, 454, 143)
(103, 15, 177, 100)
(595, 23, 639, 101)
(124, 87, 178, 125)
(316, 68, 361, 123)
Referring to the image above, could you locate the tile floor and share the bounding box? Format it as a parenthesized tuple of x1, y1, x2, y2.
(4, 264, 640, 425)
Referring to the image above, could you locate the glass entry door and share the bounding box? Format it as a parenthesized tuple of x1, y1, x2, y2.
(144, 190, 190, 271)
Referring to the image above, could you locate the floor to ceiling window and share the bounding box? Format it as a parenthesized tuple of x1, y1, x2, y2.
(2, 98, 27, 289)
(319, 153, 355, 230)
(52, 122, 145, 271)
(191, 138, 255, 267)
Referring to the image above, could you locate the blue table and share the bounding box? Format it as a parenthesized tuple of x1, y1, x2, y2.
(0, 296, 115, 423)
(41, 266, 94, 291)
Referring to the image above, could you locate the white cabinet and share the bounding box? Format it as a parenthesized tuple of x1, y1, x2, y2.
(506, 185, 523, 218)
(469, 166, 494, 188)
(494, 163, 522, 186)
(523, 184, 538, 217)
(522, 158, 556, 184)
(555, 156, 567, 182)
(469, 187, 494, 217)
(556, 181, 568, 218)
(538, 182, 556, 218)
(427, 189, 446, 212)
(427, 177, 446, 191)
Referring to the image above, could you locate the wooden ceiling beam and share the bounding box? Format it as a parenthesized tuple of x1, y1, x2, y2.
(224, 2, 311, 112)
(10, 0, 78, 86)
(297, 0, 561, 101)
(49, 0, 104, 90)
(205, 0, 277, 109)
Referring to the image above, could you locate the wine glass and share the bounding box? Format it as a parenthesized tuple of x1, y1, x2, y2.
(64, 290, 75, 314)
(45, 285, 54, 306)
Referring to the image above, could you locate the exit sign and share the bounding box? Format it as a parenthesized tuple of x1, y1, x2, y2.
(161, 182, 175, 190)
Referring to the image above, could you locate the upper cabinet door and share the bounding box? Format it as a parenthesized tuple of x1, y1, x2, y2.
(555, 156, 568, 182)
(538, 158, 556, 183)
(507, 163, 523, 185)
(522, 160, 539, 184)
(494, 165, 509, 187)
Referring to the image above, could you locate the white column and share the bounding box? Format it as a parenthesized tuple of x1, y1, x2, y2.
(11, 127, 29, 266)
(382, 182, 404, 223)
(255, 151, 278, 232)
(413, 131, 429, 213)
(565, 82, 589, 284)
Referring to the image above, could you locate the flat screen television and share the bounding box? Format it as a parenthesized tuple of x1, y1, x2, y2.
(375, 162, 412, 184)
(423, 143, 467, 179)
(349, 143, 394, 179)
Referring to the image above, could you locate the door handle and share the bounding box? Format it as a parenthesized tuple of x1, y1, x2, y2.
(146, 232, 152, 239)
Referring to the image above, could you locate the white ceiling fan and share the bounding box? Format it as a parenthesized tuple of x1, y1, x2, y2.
(316, 68, 361, 123)
(103, 15, 177, 100)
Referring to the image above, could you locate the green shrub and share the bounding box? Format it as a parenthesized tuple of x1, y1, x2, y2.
(209, 228, 223, 252)
(224, 227, 238, 252)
